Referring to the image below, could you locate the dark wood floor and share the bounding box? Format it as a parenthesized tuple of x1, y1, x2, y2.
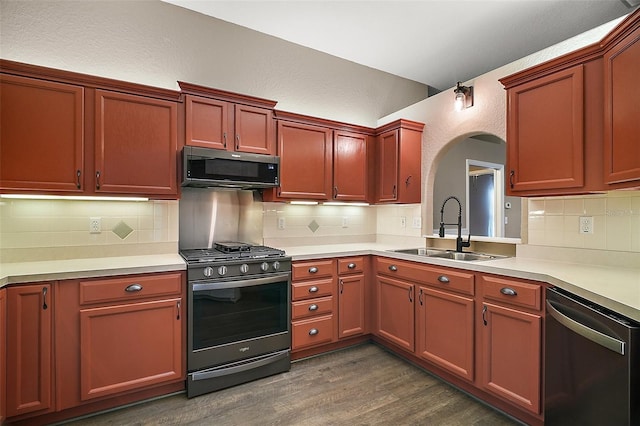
(64, 343, 520, 425)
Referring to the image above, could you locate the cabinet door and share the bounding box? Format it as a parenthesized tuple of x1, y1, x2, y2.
(333, 131, 369, 201)
(0, 74, 84, 193)
(376, 129, 399, 202)
(338, 274, 366, 338)
(94, 89, 178, 197)
(276, 121, 332, 200)
(397, 127, 422, 203)
(6, 284, 53, 418)
(79, 298, 182, 401)
(603, 25, 640, 185)
(235, 104, 275, 155)
(480, 302, 541, 414)
(0, 288, 6, 423)
(416, 287, 474, 381)
(185, 95, 229, 150)
(506, 65, 584, 194)
(375, 275, 414, 352)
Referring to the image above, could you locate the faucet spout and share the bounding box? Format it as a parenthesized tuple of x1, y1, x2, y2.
(439, 196, 471, 252)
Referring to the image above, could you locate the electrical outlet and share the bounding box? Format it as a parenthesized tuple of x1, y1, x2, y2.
(412, 217, 422, 229)
(579, 216, 594, 234)
(277, 217, 286, 230)
(400, 216, 406, 228)
(342, 217, 349, 228)
(89, 217, 101, 234)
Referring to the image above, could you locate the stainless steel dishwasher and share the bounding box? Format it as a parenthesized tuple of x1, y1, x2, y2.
(545, 287, 639, 425)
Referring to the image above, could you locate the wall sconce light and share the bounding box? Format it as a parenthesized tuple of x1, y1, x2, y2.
(454, 82, 473, 111)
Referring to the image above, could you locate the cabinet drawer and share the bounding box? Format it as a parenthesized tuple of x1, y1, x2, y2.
(480, 275, 542, 311)
(79, 273, 182, 305)
(422, 267, 475, 296)
(292, 278, 334, 301)
(376, 257, 429, 283)
(292, 315, 334, 350)
(292, 296, 333, 320)
(292, 259, 335, 281)
(338, 256, 365, 275)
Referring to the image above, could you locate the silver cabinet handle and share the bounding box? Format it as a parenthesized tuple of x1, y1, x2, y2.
(308, 328, 319, 336)
(95, 170, 101, 190)
(309, 286, 319, 293)
(223, 132, 227, 148)
(348, 263, 356, 269)
(309, 267, 318, 274)
(176, 300, 181, 320)
(438, 275, 450, 284)
(235, 133, 240, 150)
(125, 283, 143, 292)
(482, 305, 488, 326)
(409, 287, 413, 302)
(389, 265, 398, 272)
(76, 169, 81, 189)
(419, 288, 424, 306)
(340, 279, 344, 294)
(308, 304, 318, 311)
(500, 287, 517, 296)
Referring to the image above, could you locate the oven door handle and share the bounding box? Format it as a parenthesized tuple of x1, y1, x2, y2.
(190, 349, 290, 381)
(192, 273, 291, 291)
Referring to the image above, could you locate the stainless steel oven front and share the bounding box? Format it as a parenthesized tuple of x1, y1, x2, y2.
(187, 271, 291, 397)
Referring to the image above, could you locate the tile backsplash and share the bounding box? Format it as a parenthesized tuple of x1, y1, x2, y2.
(527, 192, 640, 252)
(0, 198, 178, 262)
(262, 202, 422, 248)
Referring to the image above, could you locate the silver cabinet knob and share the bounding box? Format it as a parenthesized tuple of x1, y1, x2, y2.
(309, 266, 319, 273)
(389, 265, 398, 271)
(308, 304, 318, 311)
(348, 263, 356, 269)
(309, 286, 319, 293)
(308, 328, 319, 336)
(437, 275, 450, 284)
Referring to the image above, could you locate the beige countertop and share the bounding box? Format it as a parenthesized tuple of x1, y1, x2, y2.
(283, 243, 640, 323)
(0, 253, 186, 286)
(1, 244, 638, 323)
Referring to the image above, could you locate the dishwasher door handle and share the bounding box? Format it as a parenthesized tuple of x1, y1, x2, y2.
(546, 300, 626, 355)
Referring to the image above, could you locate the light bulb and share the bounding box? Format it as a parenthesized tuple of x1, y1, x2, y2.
(454, 91, 466, 111)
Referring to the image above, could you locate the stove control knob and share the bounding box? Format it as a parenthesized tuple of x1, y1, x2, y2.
(260, 262, 269, 272)
(204, 266, 215, 277)
(240, 264, 250, 274)
(217, 265, 227, 276)
(272, 261, 280, 271)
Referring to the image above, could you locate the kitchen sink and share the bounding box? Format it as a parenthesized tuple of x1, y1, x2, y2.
(390, 248, 506, 262)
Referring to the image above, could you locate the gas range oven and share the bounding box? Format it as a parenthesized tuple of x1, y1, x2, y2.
(180, 242, 292, 398)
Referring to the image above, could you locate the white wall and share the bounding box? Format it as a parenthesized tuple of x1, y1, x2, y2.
(0, 0, 427, 127)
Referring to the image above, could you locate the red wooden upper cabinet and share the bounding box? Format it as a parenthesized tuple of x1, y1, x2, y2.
(180, 82, 277, 155)
(504, 65, 585, 195)
(0, 73, 84, 194)
(374, 119, 424, 204)
(333, 130, 371, 202)
(94, 89, 178, 197)
(603, 22, 640, 185)
(500, 9, 640, 195)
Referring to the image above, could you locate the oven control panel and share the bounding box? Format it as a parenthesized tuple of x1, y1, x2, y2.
(188, 258, 291, 281)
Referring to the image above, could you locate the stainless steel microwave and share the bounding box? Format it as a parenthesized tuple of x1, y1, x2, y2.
(182, 146, 280, 189)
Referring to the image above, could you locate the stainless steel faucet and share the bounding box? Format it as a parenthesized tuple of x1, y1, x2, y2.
(439, 196, 471, 252)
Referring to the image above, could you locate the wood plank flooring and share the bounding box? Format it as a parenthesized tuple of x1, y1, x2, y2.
(63, 343, 520, 425)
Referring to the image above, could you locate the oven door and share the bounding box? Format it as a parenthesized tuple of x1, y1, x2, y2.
(188, 272, 291, 371)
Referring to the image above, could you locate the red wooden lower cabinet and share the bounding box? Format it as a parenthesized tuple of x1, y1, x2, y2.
(338, 273, 366, 338)
(55, 272, 185, 412)
(416, 286, 474, 381)
(6, 283, 54, 418)
(374, 275, 415, 352)
(0, 288, 7, 423)
(79, 298, 183, 401)
(479, 301, 542, 414)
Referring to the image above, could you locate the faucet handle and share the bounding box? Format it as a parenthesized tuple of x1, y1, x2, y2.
(463, 234, 472, 248)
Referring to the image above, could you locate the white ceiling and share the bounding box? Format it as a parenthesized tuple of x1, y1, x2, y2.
(162, 0, 635, 91)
